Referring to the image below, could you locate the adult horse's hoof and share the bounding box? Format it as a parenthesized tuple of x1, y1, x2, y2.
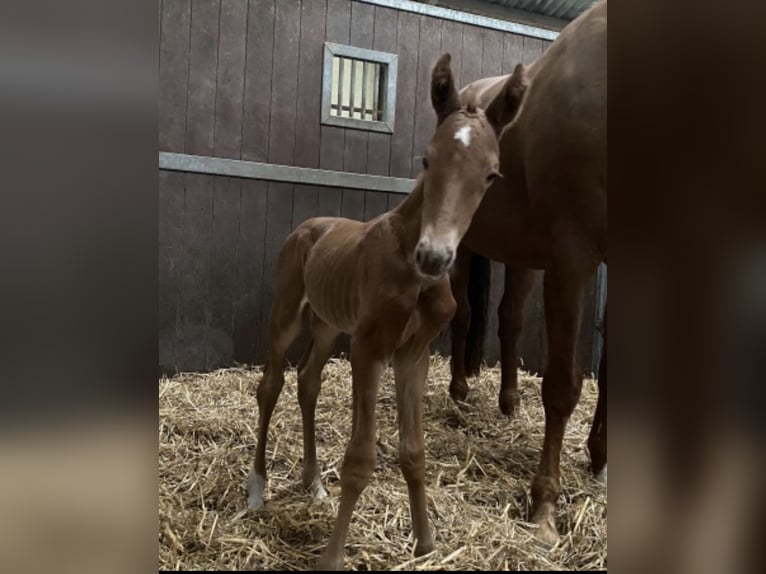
(317, 555, 343, 571)
(414, 537, 435, 557)
(246, 471, 266, 512)
(498, 389, 520, 417)
(449, 378, 469, 403)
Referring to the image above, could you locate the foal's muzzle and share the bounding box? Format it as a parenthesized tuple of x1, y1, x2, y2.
(415, 241, 455, 277)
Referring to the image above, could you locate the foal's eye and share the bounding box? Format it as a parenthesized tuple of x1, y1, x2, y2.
(422, 156, 429, 170)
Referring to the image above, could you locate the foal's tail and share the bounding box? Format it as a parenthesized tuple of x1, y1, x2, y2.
(465, 253, 491, 377)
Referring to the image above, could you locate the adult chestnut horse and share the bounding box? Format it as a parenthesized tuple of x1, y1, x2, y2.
(247, 55, 526, 570)
(448, 0, 607, 544)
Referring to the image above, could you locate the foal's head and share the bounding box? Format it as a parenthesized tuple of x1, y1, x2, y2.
(414, 54, 527, 279)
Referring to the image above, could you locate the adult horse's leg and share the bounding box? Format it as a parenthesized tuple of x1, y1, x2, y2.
(588, 303, 607, 482)
(449, 246, 472, 402)
(497, 265, 534, 416)
(530, 261, 593, 544)
(298, 312, 340, 498)
(449, 250, 491, 402)
(318, 339, 386, 570)
(248, 248, 307, 512)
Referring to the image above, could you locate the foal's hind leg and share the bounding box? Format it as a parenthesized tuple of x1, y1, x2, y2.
(588, 304, 607, 483)
(248, 251, 307, 511)
(298, 313, 339, 499)
(497, 265, 534, 416)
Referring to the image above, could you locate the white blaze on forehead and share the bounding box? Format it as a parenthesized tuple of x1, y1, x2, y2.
(454, 125, 472, 147)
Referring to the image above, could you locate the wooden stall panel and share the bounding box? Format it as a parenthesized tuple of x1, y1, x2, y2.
(185, 0, 219, 157)
(411, 16, 441, 179)
(389, 11, 419, 178)
(206, 176, 241, 370)
(159, 171, 185, 373)
(214, 0, 248, 160)
(159, 0, 190, 152)
(242, 0, 275, 163)
(366, 5, 398, 177)
(233, 180, 269, 365)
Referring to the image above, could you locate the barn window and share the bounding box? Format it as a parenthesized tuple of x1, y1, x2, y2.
(321, 43, 398, 133)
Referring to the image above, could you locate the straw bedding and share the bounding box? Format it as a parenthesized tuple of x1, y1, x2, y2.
(159, 355, 607, 570)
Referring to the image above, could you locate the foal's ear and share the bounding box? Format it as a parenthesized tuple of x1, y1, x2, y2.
(485, 63, 528, 136)
(431, 53, 461, 125)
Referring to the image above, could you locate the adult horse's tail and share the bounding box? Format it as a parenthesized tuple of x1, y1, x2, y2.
(465, 253, 491, 376)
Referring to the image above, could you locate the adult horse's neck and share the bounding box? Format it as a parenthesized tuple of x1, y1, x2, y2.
(390, 177, 425, 255)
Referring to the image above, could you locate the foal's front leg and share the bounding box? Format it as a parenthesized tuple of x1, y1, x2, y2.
(318, 340, 386, 571)
(392, 339, 434, 556)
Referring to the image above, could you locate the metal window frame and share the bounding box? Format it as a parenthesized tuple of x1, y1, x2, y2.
(321, 42, 398, 134)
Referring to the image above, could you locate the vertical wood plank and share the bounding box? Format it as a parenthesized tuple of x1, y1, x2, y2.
(366, 5, 398, 176)
(295, 0, 327, 168)
(387, 191, 406, 211)
(214, 0, 248, 159)
(179, 173, 214, 372)
(343, 2, 374, 175)
(159, 0, 191, 152)
(364, 190, 389, 221)
(341, 186, 365, 223)
(411, 16, 441, 179)
(268, 0, 301, 165)
(206, 176, 241, 369)
(461, 25, 484, 87)
(440, 20, 464, 89)
(292, 184, 319, 229)
(318, 0, 350, 215)
(261, 182, 295, 363)
(522, 36, 543, 65)
(481, 29, 503, 78)
(260, 0, 301, 357)
(502, 33, 524, 75)
(518, 270, 546, 375)
(242, 0, 275, 162)
(320, 0, 350, 171)
(186, 0, 220, 156)
(389, 11, 419, 178)
(159, 171, 185, 373)
(233, 180, 269, 364)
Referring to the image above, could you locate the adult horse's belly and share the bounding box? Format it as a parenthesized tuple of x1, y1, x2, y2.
(303, 224, 361, 333)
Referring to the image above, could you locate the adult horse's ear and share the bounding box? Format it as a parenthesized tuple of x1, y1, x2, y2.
(485, 63, 528, 136)
(431, 53, 461, 125)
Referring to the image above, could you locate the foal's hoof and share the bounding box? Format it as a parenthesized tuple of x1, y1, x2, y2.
(308, 479, 328, 500)
(246, 472, 266, 512)
(498, 390, 521, 417)
(449, 380, 469, 403)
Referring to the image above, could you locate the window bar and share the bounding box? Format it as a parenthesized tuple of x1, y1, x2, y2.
(361, 60, 368, 120)
(372, 63, 380, 121)
(349, 58, 356, 118)
(337, 57, 344, 116)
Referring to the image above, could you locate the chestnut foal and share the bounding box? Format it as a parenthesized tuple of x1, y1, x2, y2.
(246, 54, 527, 569)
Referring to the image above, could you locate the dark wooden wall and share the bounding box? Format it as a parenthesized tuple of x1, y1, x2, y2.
(159, 0, 602, 376)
